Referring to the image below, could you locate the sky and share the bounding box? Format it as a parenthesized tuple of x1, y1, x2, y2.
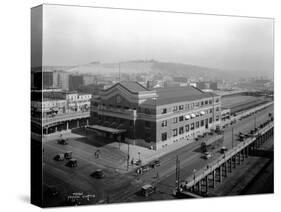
(42, 4, 274, 75)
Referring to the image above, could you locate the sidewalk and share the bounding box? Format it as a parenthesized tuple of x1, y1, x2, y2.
(116, 137, 198, 166)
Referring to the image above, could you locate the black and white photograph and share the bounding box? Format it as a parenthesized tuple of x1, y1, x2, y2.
(30, 3, 274, 208)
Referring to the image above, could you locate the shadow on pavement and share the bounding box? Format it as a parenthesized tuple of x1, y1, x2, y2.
(72, 128, 116, 148)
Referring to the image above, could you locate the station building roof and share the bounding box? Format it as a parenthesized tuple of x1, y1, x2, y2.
(105, 81, 149, 94)
(143, 86, 218, 106)
(102, 81, 218, 106)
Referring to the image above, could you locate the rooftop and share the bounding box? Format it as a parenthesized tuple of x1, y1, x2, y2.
(103, 81, 218, 106)
(143, 86, 217, 106)
(105, 81, 149, 93)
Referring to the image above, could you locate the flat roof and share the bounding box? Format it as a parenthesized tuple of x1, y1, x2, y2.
(87, 125, 126, 134)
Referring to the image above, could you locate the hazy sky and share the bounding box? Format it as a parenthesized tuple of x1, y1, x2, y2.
(43, 4, 274, 74)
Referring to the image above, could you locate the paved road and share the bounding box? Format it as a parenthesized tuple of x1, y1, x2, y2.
(112, 104, 274, 203)
(42, 104, 273, 206)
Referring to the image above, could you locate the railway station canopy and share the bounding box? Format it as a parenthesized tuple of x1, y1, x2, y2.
(87, 125, 127, 134)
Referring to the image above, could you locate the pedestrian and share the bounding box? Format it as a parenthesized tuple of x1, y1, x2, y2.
(156, 171, 159, 179)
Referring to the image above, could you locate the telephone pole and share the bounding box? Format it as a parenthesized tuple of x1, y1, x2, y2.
(127, 143, 130, 170)
(118, 62, 121, 82)
(232, 127, 234, 149)
(175, 156, 180, 192)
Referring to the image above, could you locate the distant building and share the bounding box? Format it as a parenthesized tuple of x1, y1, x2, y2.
(69, 75, 84, 91)
(31, 71, 55, 89)
(191, 81, 218, 90)
(83, 74, 97, 86)
(53, 70, 69, 90)
(90, 81, 221, 150)
(42, 72, 54, 89)
(77, 83, 107, 95)
(164, 81, 187, 88)
(31, 70, 70, 90)
(173, 77, 188, 83)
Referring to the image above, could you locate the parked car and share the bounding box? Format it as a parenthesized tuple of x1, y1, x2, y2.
(66, 158, 78, 167)
(203, 152, 212, 160)
(91, 169, 105, 179)
(64, 151, 73, 159)
(136, 165, 150, 174)
(54, 154, 64, 161)
(135, 159, 142, 166)
(57, 139, 68, 145)
(220, 146, 228, 154)
(149, 159, 161, 168)
(141, 184, 156, 197)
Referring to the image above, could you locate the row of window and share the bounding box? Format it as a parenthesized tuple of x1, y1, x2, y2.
(161, 111, 220, 127)
(161, 118, 212, 141)
(94, 100, 220, 116)
(161, 101, 220, 114)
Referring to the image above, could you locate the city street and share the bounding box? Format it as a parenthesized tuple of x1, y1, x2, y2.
(112, 104, 274, 202)
(42, 104, 273, 205)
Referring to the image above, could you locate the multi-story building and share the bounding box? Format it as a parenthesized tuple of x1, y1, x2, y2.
(83, 74, 97, 86)
(31, 90, 92, 135)
(69, 75, 84, 91)
(90, 81, 221, 150)
(53, 70, 70, 90)
(31, 70, 70, 90)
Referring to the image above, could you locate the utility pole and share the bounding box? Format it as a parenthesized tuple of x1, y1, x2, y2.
(232, 127, 234, 149)
(175, 156, 180, 192)
(118, 62, 121, 82)
(127, 143, 130, 170)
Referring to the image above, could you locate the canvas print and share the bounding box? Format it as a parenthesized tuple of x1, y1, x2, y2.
(31, 4, 274, 208)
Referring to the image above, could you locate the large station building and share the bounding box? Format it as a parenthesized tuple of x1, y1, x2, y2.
(90, 82, 221, 150)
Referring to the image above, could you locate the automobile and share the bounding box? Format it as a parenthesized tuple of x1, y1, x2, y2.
(239, 135, 245, 141)
(54, 154, 65, 161)
(66, 158, 78, 167)
(136, 165, 150, 174)
(57, 139, 68, 145)
(203, 152, 212, 160)
(135, 159, 142, 166)
(64, 151, 73, 159)
(220, 146, 228, 154)
(141, 184, 156, 197)
(91, 169, 105, 179)
(149, 159, 161, 168)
